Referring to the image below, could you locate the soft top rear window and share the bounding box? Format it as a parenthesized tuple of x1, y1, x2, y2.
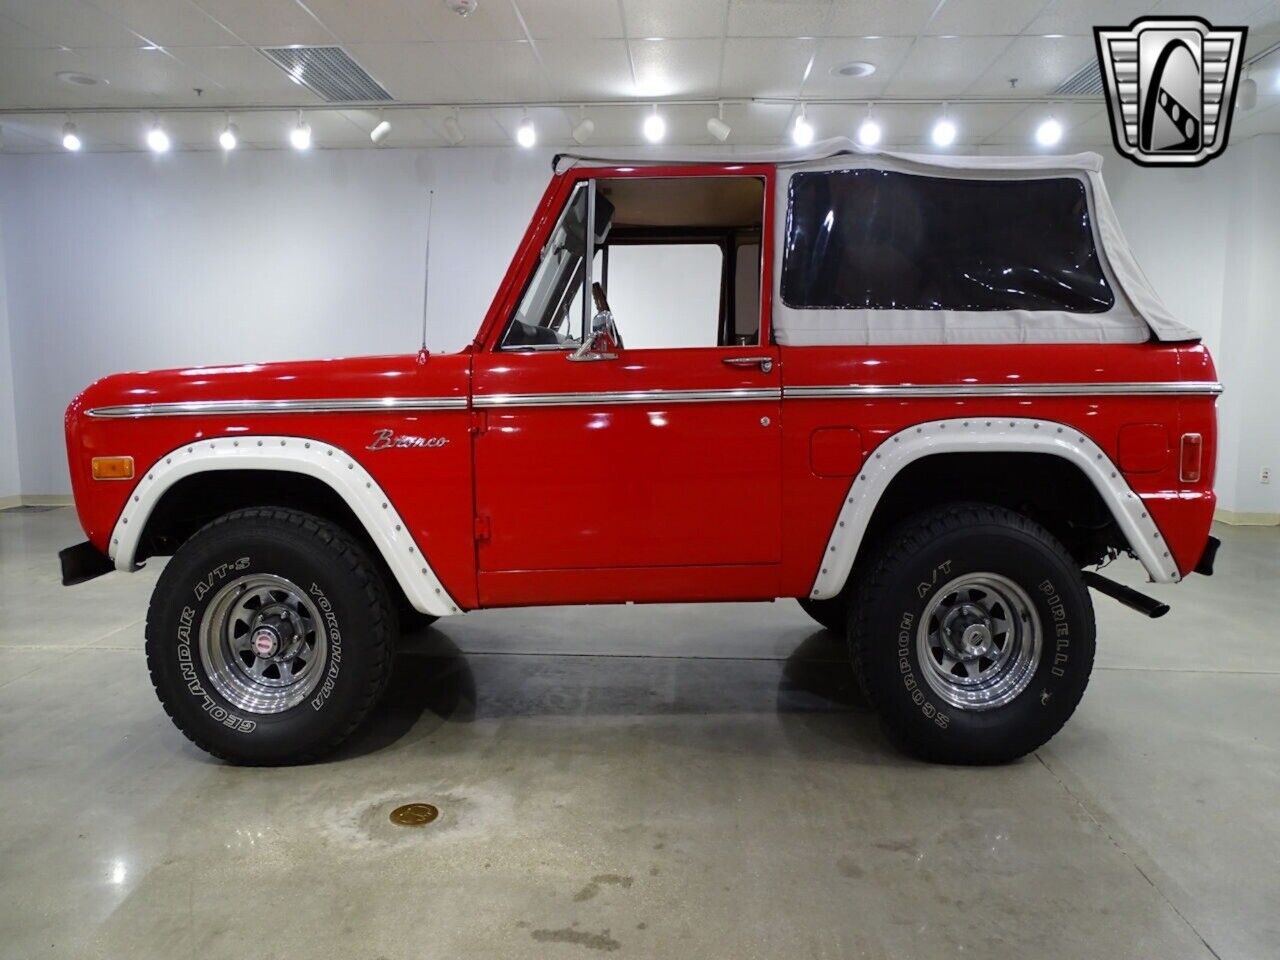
(781, 170, 1115, 313)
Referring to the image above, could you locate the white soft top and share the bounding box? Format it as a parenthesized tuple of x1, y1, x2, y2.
(556, 138, 1198, 344)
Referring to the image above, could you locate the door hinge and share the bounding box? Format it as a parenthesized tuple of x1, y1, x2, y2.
(470, 410, 488, 436)
(474, 515, 491, 541)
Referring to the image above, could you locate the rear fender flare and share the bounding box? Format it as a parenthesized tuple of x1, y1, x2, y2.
(808, 417, 1180, 600)
(107, 435, 461, 617)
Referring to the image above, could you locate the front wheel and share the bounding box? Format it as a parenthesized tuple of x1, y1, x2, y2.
(145, 507, 396, 765)
(850, 503, 1095, 764)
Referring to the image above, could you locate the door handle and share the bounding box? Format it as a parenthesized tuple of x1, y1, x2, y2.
(722, 355, 774, 374)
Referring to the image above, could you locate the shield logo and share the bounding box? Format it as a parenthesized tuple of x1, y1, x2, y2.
(1094, 17, 1247, 167)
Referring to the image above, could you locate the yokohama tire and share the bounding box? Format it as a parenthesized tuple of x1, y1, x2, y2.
(850, 503, 1095, 764)
(145, 507, 395, 765)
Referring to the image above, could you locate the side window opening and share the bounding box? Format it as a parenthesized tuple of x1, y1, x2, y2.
(500, 176, 765, 351)
(781, 169, 1115, 314)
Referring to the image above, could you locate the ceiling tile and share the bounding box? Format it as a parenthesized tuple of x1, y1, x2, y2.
(721, 37, 816, 98)
(518, 0, 624, 40)
(621, 0, 727, 39)
(392, 0, 525, 41)
(826, 0, 938, 37)
(301, 0, 439, 44)
(966, 34, 1095, 95)
(924, 0, 1051, 36)
(1025, 0, 1161, 37)
(1151, 0, 1273, 22)
(0, 10, 57, 47)
(727, 0, 831, 37)
(627, 38, 722, 97)
(341, 43, 474, 101)
(537, 39, 634, 100)
(881, 35, 1012, 95)
(190, 0, 334, 46)
(99, 0, 241, 46)
(798, 35, 913, 97)
(0, 0, 142, 47)
(163, 45, 321, 105)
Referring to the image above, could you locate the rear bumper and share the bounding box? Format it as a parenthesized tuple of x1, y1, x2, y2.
(59, 541, 115, 586)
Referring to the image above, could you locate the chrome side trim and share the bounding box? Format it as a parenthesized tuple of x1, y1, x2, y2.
(473, 388, 780, 408)
(784, 381, 1223, 399)
(86, 396, 468, 418)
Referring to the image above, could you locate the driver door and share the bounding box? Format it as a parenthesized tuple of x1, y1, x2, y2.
(471, 173, 782, 606)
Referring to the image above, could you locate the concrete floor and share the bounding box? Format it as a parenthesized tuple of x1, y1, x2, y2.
(1, 507, 1277, 960)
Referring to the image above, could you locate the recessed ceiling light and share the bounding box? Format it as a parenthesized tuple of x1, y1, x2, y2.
(57, 71, 101, 86)
(832, 61, 876, 78)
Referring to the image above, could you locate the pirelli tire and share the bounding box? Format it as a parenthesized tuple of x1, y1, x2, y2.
(144, 507, 396, 765)
(850, 503, 1095, 765)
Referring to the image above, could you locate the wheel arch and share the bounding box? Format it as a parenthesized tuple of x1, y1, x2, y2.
(808, 417, 1180, 601)
(110, 436, 460, 617)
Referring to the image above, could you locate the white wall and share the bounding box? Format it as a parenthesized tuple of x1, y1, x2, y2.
(0, 141, 1276, 517)
(0, 204, 20, 501)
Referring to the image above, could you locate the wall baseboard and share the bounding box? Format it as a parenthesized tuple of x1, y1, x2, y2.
(0, 494, 74, 510)
(1214, 509, 1280, 526)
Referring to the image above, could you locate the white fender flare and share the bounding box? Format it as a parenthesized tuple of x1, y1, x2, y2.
(808, 416, 1181, 600)
(107, 435, 461, 617)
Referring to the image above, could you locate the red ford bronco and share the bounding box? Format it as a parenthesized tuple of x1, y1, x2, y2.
(61, 142, 1221, 766)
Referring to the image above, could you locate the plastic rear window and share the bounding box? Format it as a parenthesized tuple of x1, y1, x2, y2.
(781, 169, 1115, 313)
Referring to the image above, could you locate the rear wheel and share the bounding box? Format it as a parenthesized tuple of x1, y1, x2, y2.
(850, 503, 1095, 764)
(145, 507, 395, 765)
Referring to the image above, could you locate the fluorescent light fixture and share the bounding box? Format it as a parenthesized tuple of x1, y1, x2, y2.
(290, 114, 311, 150)
(643, 105, 665, 143)
(62, 121, 82, 151)
(931, 116, 957, 147)
(442, 111, 464, 146)
(146, 120, 170, 153)
(370, 118, 392, 144)
(516, 113, 536, 148)
(219, 121, 238, 151)
(707, 103, 730, 142)
(792, 106, 814, 146)
(1035, 116, 1063, 147)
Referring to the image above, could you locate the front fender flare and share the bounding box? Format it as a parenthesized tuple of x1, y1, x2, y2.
(807, 417, 1181, 600)
(107, 435, 461, 617)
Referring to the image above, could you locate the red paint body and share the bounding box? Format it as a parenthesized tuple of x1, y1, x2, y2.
(64, 162, 1219, 610)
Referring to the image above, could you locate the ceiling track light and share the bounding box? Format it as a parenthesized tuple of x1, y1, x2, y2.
(516, 111, 536, 148)
(370, 111, 391, 145)
(643, 103, 665, 143)
(1036, 111, 1063, 147)
(145, 116, 170, 153)
(931, 104, 957, 148)
(290, 111, 311, 150)
(572, 106, 594, 145)
(792, 104, 814, 146)
(442, 109, 464, 146)
(62, 120, 82, 151)
(219, 116, 237, 151)
(706, 102, 731, 143)
(857, 102, 881, 148)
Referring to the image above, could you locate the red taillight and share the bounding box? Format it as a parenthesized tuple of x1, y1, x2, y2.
(1179, 433, 1203, 483)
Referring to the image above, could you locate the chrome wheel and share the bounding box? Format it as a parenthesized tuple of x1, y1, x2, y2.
(198, 574, 328, 714)
(916, 572, 1041, 712)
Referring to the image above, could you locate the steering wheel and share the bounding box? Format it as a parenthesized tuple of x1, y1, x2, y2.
(591, 282, 624, 348)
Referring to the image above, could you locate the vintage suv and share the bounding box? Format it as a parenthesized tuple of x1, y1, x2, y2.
(61, 141, 1221, 766)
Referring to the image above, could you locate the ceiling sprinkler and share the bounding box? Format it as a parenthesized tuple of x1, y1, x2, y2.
(444, 0, 478, 15)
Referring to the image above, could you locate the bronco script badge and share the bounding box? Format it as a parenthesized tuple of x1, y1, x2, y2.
(1095, 16, 1247, 167)
(366, 428, 448, 450)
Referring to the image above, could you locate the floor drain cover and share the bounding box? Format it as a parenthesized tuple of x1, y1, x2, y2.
(390, 803, 439, 826)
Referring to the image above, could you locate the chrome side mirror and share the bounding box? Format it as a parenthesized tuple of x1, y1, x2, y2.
(568, 310, 620, 362)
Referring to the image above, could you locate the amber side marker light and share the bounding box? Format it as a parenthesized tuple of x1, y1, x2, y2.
(1179, 434, 1203, 483)
(91, 456, 135, 481)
